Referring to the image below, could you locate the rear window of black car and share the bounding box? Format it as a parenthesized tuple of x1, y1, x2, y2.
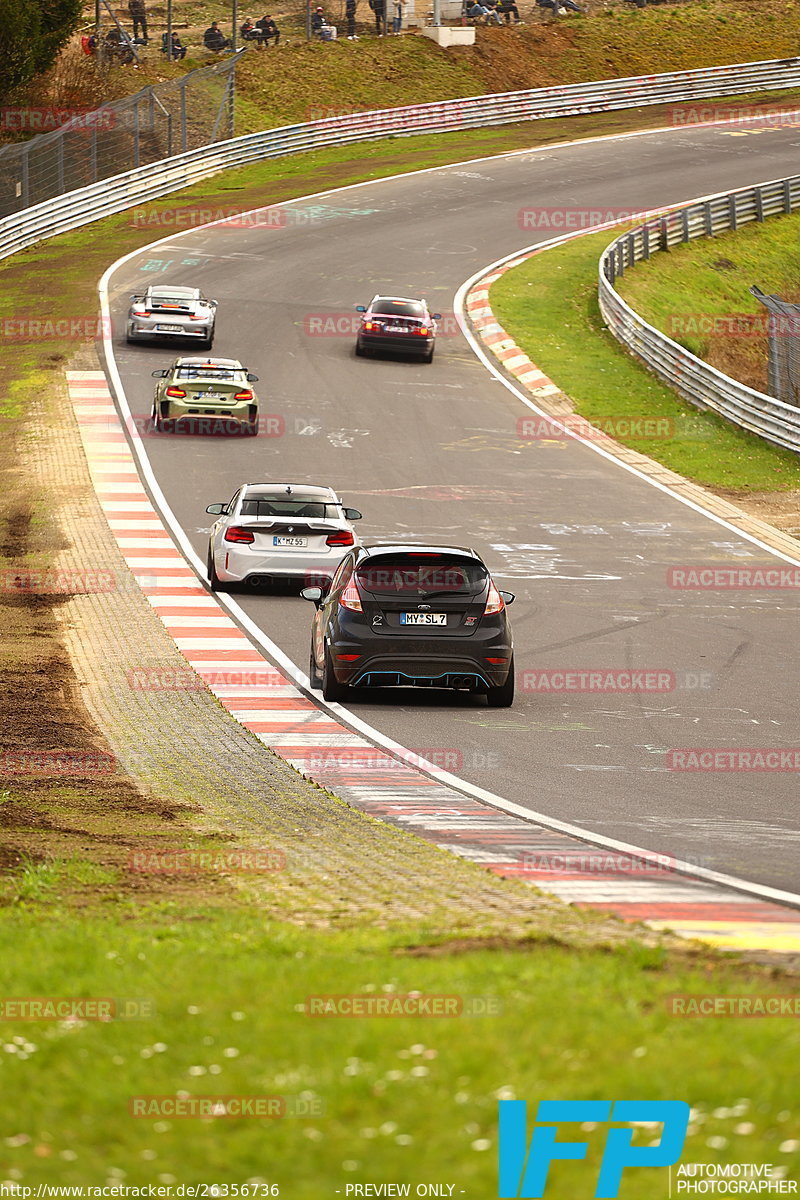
(356, 555, 487, 597)
(372, 299, 425, 318)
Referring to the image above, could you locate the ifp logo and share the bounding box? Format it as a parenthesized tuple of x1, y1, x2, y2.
(498, 1100, 690, 1197)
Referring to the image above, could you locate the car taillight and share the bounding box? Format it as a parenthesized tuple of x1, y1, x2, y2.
(224, 527, 255, 545)
(413, 326, 430, 335)
(189, 314, 207, 321)
(484, 580, 505, 615)
(364, 321, 379, 331)
(233, 390, 253, 400)
(165, 387, 186, 398)
(339, 579, 362, 612)
(326, 531, 355, 547)
(132, 307, 149, 316)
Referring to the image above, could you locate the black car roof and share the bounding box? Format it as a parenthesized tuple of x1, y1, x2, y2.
(357, 543, 480, 561)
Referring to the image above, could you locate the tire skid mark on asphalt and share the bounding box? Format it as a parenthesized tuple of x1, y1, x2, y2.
(67, 370, 800, 953)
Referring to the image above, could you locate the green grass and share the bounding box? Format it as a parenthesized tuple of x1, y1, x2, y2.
(0, 909, 798, 1191)
(490, 229, 800, 492)
(616, 210, 800, 395)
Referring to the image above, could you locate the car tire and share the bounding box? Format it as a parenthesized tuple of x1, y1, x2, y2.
(152, 403, 165, 433)
(201, 333, 214, 351)
(207, 548, 228, 592)
(355, 340, 366, 357)
(322, 645, 349, 702)
(486, 655, 515, 708)
(424, 345, 435, 363)
(244, 418, 259, 436)
(308, 649, 322, 690)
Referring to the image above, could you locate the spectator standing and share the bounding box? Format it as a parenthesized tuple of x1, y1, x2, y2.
(369, 0, 387, 35)
(128, 0, 148, 42)
(256, 14, 281, 43)
(204, 21, 233, 49)
(345, 0, 358, 39)
(392, 0, 403, 33)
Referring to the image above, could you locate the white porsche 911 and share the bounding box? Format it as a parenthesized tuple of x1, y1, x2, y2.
(205, 482, 363, 591)
(126, 285, 218, 348)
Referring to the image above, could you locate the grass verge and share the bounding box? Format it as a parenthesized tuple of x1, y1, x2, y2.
(616, 210, 800, 396)
(1, 119, 799, 1189)
(489, 229, 800, 494)
(1, 910, 799, 1189)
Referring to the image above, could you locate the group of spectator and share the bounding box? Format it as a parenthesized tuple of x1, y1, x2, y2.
(240, 15, 281, 46)
(467, 0, 522, 22)
(312, 0, 404, 39)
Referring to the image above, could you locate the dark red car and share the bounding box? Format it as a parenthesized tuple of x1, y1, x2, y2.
(355, 295, 441, 362)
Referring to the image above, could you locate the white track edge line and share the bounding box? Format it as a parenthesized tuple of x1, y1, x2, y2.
(96, 129, 800, 913)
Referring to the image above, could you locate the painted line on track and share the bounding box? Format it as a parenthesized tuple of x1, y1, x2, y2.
(91, 131, 800, 951)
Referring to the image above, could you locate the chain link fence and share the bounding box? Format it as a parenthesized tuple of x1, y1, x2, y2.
(0, 52, 243, 220)
(750, 286, 800, 408)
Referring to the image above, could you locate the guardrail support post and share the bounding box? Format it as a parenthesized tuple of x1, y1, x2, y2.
(642, 224, 650, 261)
(728, 194, 737, 231)
(133, 100, 140, 169)
(681, 208, 690, 243)
(180, 79, 188, 154)
(703, 200, 713, 237)
(20, 145, 30, 209)
(755, 187, 764, 222)
(783, 179, 792, 214)
(659, 216, 669, 253)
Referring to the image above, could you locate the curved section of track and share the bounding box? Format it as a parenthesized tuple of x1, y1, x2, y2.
(103, 120, 800, 895)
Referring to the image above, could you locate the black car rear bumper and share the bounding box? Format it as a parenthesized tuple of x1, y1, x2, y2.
(330, 650, 512, 691)
(358, 334, 434, 356)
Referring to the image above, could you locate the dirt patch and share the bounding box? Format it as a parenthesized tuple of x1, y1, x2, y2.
(716, 488, 800, 538)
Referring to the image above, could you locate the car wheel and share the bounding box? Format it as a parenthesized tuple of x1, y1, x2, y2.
(486, 655, 515, 708)
(202, 334, 214, 351)
(355, 340, 366, 357)
(151, 403, 165, 432)
(308, 649, 322, 690)
(207, 547, 228, 592)
(244, 418, 259, 436)
(322, 645, 349, 702)
(424, 344, 435, 363)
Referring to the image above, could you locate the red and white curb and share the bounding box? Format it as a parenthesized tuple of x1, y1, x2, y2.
(68, 370, 800, 953)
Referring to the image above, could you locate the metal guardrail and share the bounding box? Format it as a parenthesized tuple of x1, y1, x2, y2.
(3, 57, 800, 265)
(598, 174, 800, 454)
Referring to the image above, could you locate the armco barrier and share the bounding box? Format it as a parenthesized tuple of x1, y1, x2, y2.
(3, 57, 800, 263)
(598, 174, 800, 453)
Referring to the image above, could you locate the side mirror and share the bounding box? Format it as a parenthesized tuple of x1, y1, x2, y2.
(130, 294, 144, 301)
(344, 507, 362, 521)
(209, 299, 219, 307)
(355, 305, 367, 313)
(432, 313, 443, 320)
(246, 373, 259, 382)
(500, 591, 515, 605)
(151, 369, 169, 378)
(206, 503, 226, 515)
(300, 586, 323, 605)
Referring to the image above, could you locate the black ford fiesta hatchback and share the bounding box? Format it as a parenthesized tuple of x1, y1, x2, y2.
(301, 544, 515, 707)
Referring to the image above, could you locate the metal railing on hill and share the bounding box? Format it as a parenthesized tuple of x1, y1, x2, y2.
(598, 173, 800, 453)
